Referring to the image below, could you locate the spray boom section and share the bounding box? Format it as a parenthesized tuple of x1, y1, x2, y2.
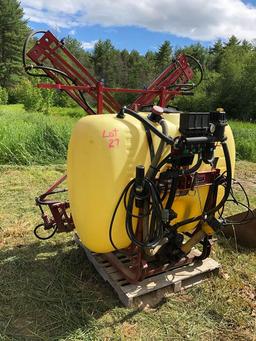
(24, 31, 203, 114)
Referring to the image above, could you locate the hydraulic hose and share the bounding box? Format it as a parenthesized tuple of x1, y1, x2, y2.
(22, 30, 48, 78)
(23, 30, 96, 114)
(165, 176, 179, 209)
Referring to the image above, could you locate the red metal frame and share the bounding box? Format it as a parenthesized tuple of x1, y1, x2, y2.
(27, 31, 195, 115)
(35, 175, 74, 235)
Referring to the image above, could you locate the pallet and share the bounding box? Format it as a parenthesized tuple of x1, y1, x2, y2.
(74, 234, 220, 307)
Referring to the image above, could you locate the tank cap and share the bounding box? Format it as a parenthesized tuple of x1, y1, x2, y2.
(152, 105, 164, 115)
(148, 105, 164, 123)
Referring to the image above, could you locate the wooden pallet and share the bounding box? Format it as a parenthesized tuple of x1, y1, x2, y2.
(74, 235, 220, 307)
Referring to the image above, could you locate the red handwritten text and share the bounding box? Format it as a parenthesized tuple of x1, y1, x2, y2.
(102, 128, 120, 148)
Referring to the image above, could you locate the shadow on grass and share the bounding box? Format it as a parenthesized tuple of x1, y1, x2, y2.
(0, 239, 140, 340)
(217, 232, 256, 254)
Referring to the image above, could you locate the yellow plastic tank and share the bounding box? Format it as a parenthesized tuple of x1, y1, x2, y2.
(67, 113, 235, 253)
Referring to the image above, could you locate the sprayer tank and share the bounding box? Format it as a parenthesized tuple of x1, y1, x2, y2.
(67, 113, 235, 253)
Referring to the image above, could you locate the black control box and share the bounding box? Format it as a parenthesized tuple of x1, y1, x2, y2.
(179, 111, 227, 141)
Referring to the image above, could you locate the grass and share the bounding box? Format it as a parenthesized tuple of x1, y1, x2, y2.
(230, 120, 256, 163)
(0, 161, 256, 340)
(0, 105, 256, 166)
(0, 105, 75, 165)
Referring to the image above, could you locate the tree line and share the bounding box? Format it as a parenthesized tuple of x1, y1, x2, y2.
(1, 0, 256, 119)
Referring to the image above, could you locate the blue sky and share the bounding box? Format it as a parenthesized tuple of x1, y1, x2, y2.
(21, 0, 256, 54)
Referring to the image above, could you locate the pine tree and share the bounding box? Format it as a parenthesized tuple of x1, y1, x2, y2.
(0, 0, 29, 87)
(209, 40, 224, 71)
(64, 36, 92, 70)
(156, 41, 172, 72)
(225, 35, 240, 48)
(92, 39, 116, 85)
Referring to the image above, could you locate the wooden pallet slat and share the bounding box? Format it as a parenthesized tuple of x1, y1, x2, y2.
(74, 234, 220, 307)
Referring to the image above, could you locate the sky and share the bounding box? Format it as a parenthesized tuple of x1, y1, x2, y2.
(20, 0, 256, 54)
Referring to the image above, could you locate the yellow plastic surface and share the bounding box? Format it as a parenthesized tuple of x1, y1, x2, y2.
(67, 113, 235, 253)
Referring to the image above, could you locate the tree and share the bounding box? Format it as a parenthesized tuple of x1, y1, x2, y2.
(156, 41, 172, 72)
(92, 39, 116, 85)
(0, 0, 29, 87)
(176, 43, 208, 67)
(64, 36, 92, 73)
(225, 35, 240, 48)
(208, 39, 224, 71)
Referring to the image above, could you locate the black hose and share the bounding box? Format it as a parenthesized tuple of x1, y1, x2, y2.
(109, 179, 134, 250)
(183, 154, 202, 174)
(173, 54, 204, 91)
(165, 175, 179, 209)
(22, 30, 48, 77)
(121, 107, 174, 145)
(34, 223, 57, 240)
(125, 178, 164, 248)
(109, 177, 165, 249)
(171, 141, 232, 230)
(23, 30, 96, 114)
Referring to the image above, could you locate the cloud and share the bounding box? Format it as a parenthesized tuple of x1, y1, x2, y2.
(21, 0, 256, 41)
(81, 40, 98, 50)
(69, 29, 76, 36)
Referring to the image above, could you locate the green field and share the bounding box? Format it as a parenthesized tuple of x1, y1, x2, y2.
(0, 104, 256, 165)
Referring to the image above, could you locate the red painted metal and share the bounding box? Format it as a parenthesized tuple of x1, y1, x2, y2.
(38, 83, 184, 96)
(27, 31, 195, 115)
(27, 31, 120, 114)
(131, 54, 194, 111)
(35, 175, 74, 234)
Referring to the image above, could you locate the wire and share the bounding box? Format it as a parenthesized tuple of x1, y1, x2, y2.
(218, 178, 255, 225)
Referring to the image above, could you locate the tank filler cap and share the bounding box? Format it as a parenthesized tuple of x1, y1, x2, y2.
(152, 105, 164, 115)
(148, 105, 164, 122)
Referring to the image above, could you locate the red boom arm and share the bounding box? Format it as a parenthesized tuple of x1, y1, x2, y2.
(26, 31, 197, 114)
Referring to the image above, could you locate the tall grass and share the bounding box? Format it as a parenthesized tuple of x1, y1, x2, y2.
(0, 105, 75, 165)
(230, 120, 256, 163)
(0, 105, 255, 165)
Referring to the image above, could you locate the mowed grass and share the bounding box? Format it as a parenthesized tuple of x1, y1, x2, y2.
(0, 105, 256, 166)
(0, 162, 256, 340)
